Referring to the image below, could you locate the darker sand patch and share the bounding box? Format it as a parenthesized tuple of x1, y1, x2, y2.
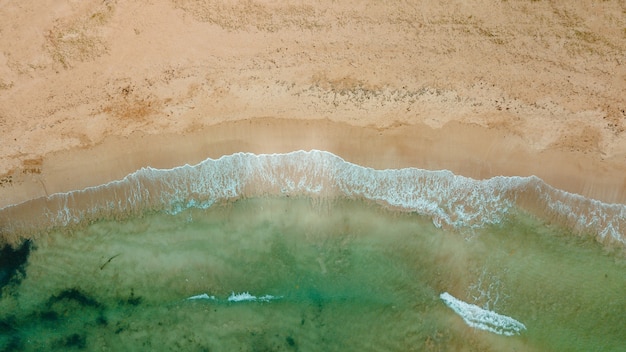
(550, 125, 602, 154)
(22, 158, 43, 175)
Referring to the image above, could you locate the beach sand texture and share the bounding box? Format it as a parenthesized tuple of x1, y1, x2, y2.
(1, 0, 626, 205)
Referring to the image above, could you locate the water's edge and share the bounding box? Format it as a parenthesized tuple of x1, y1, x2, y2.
(1, 150, 624, 248)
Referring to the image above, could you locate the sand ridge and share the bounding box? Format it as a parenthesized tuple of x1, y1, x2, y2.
(1, 0, 625, 206)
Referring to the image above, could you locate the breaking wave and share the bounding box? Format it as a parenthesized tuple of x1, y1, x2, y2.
(0, 150, 624, 248)
(440, 292, 526, 336)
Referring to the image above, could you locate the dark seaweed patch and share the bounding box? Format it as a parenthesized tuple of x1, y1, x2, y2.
(126, 288, 142, 306)
(96, 314, 108, 326)
(118, 288, 143, 306)
(57, 333, 86, 349)
(47, 288, 101, 308)
(0, 316, 22, 352)
(0, 240, 32, 291)
(0, 316, 16, 333)
(114, 321, 128, 335)
(38, 310, 59, 321)
(41, 288, 105, 329)
(127, 296, 142, 305)
(0, 336, 23, 352)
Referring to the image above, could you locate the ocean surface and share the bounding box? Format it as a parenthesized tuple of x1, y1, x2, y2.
(0, 150, 624, 351)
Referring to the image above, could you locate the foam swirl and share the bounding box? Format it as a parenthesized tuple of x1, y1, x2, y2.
(0, 150, 624, 248)
(440, 292, 526, 336)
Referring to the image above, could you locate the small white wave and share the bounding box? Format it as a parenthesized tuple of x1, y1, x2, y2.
(228, 292, 282, 303)
(186, 293, 217, 301)
(228, 291, 257, 302)
(440, 292, 526, 336)
(184, 292, 282, 303)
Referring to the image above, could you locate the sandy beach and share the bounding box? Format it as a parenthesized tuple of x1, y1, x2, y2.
(1, 0, 625, 207)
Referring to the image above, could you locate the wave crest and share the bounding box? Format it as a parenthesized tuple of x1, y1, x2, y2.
(0, 150, 624, 248)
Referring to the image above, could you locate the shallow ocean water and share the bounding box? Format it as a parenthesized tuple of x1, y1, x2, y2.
(1, 196, 624, 351)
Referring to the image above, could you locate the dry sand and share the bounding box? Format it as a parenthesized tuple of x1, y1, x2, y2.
(1, 0, 625, 207)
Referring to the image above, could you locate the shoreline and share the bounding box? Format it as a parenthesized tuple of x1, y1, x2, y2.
(1, 117, 625, 209)
(2, 1, 626, 210)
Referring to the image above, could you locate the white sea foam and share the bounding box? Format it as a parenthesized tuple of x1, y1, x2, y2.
(0, 150, 624, 247)
(440, 292, 526, 336)
(227, 292, 282, 303)
(184, 292, 281, 303)
(257, 295, 282, 302)
(186, 293, 217, 301)
(228, 292, 257, 302)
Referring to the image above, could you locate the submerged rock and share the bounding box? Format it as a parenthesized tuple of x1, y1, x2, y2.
(0, 240, 32, 291)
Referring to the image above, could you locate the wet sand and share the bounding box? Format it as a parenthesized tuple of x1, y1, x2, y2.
(1, 0, 626, 207)
(2, 118, 626, 209)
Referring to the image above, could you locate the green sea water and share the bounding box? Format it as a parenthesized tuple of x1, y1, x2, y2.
(1, 197, 624, 351)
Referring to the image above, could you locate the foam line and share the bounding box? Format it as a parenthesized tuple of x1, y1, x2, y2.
(184, 292, 281, 303)
(227, 292, 283, 303)
(0, 150, 624, 248)
(440, 292, 526, 336)
(186, 293, 216, 301)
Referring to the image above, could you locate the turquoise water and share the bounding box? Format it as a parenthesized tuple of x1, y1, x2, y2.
(1, 196, 624, 351)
